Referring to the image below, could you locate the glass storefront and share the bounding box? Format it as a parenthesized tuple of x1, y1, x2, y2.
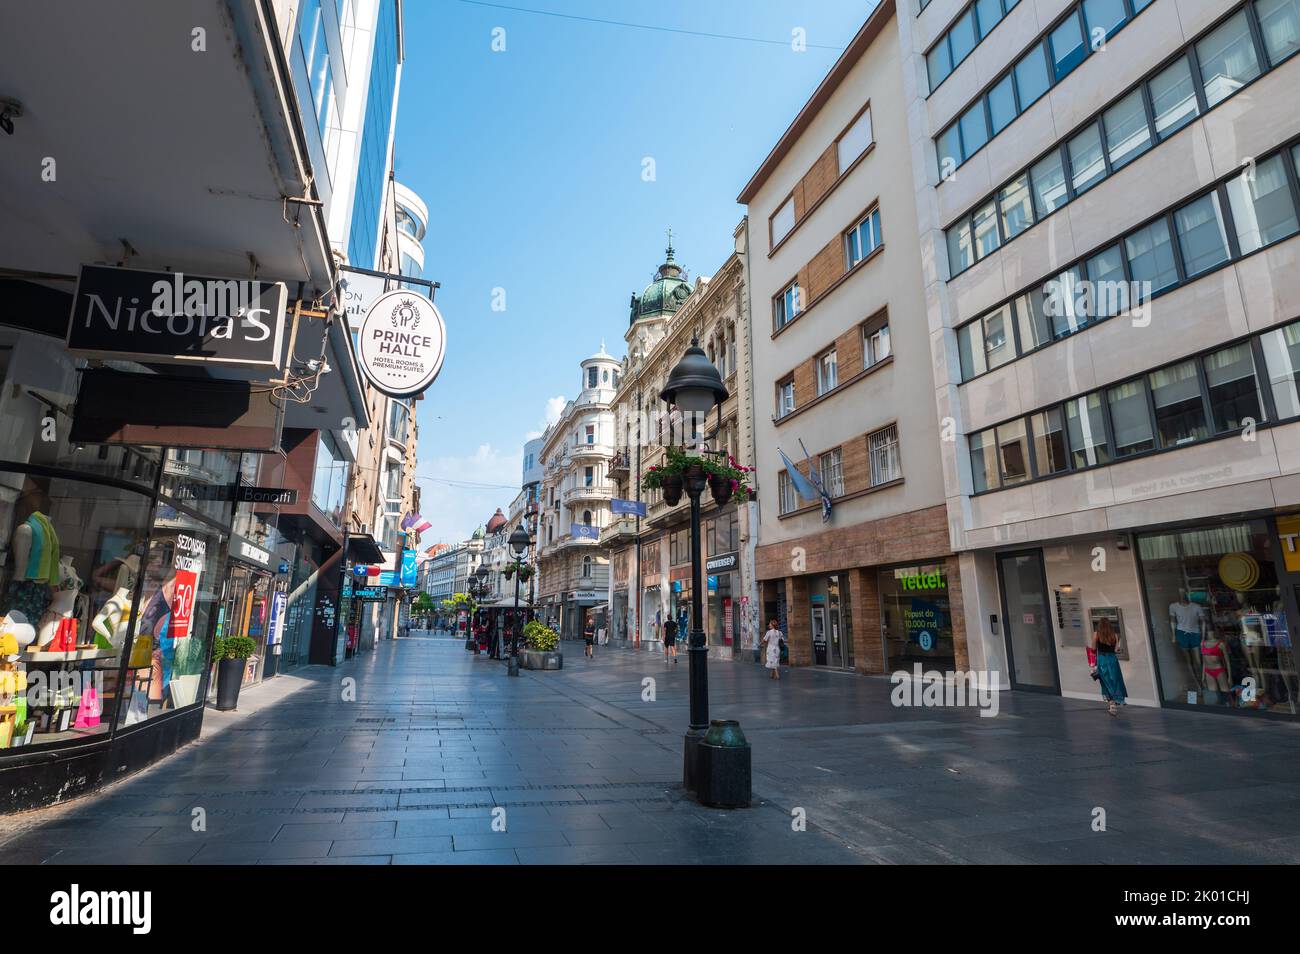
(1138, 520, 1298, 713)
(880, 563, 954, 672)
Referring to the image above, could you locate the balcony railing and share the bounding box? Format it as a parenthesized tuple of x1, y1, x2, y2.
(562, 484, 615, 504)
(599, 518, 638, 545)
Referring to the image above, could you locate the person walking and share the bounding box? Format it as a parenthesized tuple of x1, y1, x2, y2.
(1089, 617, 1127, 715)
(584, 616, 595, 658)
(762, 619, 784, 680)
(662, 617, 678, 663)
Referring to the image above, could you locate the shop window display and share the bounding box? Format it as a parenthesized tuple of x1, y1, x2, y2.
(1138, 521, 1298, 712)
(118, 503, 226, 727)
(0, 472, 152, 748)
(881, 564, 954, 673)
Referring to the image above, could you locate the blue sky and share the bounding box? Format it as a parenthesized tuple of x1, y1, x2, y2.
(395, 0, 873, 544)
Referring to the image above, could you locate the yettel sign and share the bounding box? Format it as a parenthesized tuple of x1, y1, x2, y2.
(356, 289, 446, 398)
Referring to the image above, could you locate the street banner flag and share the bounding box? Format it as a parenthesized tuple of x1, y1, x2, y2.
(799, 438, 834, 523)
(402, 511, 432, 534)
(779, 447, 832, 522)
(611, 498, 647, 517)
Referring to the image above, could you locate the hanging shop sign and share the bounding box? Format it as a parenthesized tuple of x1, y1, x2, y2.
(705, 551, 738, 573)
(355, 288, 446, 398)
(267, 590, 287, 649)
(171, 483, 298, 505)
(347, 586, 389, 602)
(228, 534, 272, 570)
(401, 549, 418, 588)
(66, 265, 288, 368)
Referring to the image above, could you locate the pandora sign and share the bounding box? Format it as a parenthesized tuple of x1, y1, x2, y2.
(356, 289, 446, 398)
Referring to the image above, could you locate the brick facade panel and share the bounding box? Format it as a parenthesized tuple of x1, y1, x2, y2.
(805, 237, 843, 301)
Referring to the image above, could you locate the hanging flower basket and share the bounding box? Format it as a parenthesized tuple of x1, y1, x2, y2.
(502, 564, 516, 578)
(642, 447, 754, 507)
(517, 566, 534, 582)
(709, 473, 733, 506)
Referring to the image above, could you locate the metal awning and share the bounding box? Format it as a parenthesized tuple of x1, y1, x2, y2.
(346, 533, 384, 565)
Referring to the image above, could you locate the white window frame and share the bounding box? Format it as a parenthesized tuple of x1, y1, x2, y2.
(819, 448, 845, 498)
(837, 106, 874, 173)
(771, 196, 796, 247)
(816, 349, 839, 395)
(778, 471, 796, 515)
(775, 280, 802, 330)
(776, 379, 795, 419)
(869, 424, 902, 486)
(864, 322, 891, 368)
(845, 208, 883, 268)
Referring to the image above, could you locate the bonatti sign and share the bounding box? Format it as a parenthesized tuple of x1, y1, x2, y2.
(356, 289, 446, 398)
(66, 265, 288, 368)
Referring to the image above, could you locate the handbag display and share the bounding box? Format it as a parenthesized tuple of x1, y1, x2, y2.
(127, 634, 153, 669)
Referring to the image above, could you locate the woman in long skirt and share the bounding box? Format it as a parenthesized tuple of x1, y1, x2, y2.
(762, 619, 784, 680)
(1090, 617, 1127, 715)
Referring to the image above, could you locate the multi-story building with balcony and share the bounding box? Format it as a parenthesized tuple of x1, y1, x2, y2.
(535, 347, 621, 636)
(899, 0, 1300, 717)
(604, 236, 759, 657)
(739, 0, 964, 674)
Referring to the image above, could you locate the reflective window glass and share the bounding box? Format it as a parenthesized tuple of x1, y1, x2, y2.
(1204, 343, 1265, 433)
(1196, 11, 1262, 107)
(1173, 192, 1231, 277)
(999, 174, 1035, 239)
(1030, 149, 1069, 218)
(1149, 57, 1200, 137)
(1068, 123, 1107, 193)
(1103, 89, 1152, 169)
(1226, 153, 1300, 253)
(1124, 218, 1179, 293)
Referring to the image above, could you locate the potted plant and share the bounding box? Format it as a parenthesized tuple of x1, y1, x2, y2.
(502, 564, 515, 578)
(214, 635, 256, 711)
(517, 565, 534, 583)
(519, 620, 562, 670)
(642, 447, 755, 507)
(169, 636, 206, 707)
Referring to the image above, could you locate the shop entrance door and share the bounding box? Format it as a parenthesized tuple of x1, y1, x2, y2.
(998, 550, 1060, 692)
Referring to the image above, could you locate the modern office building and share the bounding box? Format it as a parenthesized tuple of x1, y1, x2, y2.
(739, 0, 965, 673)
(898, 0, 1300, 714)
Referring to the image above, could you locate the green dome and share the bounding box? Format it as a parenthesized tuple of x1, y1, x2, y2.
(629, 244, 691, 325)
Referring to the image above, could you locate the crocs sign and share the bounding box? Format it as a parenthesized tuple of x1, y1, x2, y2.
(356, 289, 446, 398)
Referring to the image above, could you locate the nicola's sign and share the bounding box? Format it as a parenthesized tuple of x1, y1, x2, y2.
(67, 265, 288, 368)
(356, 289, 446, 398)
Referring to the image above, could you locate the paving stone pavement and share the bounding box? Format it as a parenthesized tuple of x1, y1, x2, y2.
(4, 632, 1300, 864)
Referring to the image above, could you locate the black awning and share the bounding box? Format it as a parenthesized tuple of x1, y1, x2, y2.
(346, 533, 384, 565)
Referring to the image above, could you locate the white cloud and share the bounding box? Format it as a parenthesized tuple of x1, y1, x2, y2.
(413, 442, 522, 546)
(524, 394, 568, 440)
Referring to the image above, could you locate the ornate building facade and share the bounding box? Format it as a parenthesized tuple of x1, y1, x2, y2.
(534, 346, 621, 637)
(604, 232, 760, 658)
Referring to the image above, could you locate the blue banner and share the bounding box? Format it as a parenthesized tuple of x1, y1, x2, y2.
(611, 498, 647, 517)
(378, 570, 400, 587)
(571, 523, 600, 540)
(401, 549, 417, 587)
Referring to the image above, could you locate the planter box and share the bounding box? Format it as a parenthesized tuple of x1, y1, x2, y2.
(519, 650, 563, 671)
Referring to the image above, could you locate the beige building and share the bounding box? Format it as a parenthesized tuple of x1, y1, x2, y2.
(535, 346, 621, 636)
(739, 0, 967, 673)
(898, 0, 1300, 715)
(603, 234, 760, 657)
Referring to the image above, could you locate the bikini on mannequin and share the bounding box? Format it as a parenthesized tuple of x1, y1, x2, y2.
(1201, 629, 1234, 703)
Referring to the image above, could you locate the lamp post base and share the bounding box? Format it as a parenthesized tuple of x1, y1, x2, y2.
(507, 655, 519, 677)
(682, 728, 704, 793)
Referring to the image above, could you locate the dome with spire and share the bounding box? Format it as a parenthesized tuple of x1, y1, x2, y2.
(470, 525, 485, 541)
(629, 237, 691, 326)
(485, 508, 508, 534)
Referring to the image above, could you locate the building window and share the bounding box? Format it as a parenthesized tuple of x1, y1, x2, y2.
(819, 449, 845, 498)
(845, 208, 882, 268)
(816, 349, 839, 395)
(1102, 89, 1152, 170)
(587, 367, 598, 389)
(864, 321, 891, 368)
(582, 509, 592, 526)
(868, 425, 902, 486)
(584, 466, 594, 487)
(771, 196, 796, 247)
(1227, 153, 1300, 253)
(1065, 392, 1110, 468)
(837, 107, 874, 172)
(582, 556, 592, 578)
(1173, 192, 1231, 277)
(1049, 12, 1087, 81)
(776, 378, 795, 419)
(778, 471, 796, 515)
(1124, 218, 1179, 293)
(1258, 0, 1300, 62)
(1197, 10, 1262, 107)
(1107, 379, 1155, 457)
(1204, 343, 1265, 433)
(995, 419, 1030, 484)
(585, 424, 595, 445)
(969, 428, 999, 492)
(774, 280, 802, 330)
(1150, 57, 1200, 137)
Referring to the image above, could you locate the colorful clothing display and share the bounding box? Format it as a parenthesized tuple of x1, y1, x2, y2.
(2, 579, 51, 622)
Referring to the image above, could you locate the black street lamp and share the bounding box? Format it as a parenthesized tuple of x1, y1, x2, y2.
(468, 564, 490, 653)
(660, 338, 738, 800)
(506, 523, 532, 677)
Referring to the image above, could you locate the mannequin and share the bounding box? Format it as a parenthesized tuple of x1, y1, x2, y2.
(2, 480, 59, 623)
(37, 557, 81, 651)
(1237, 594, 1269, 699)
(1201, 628, 1233, 704)
(1169, 589, 1205, 689)
(91, 587, 133, 651)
